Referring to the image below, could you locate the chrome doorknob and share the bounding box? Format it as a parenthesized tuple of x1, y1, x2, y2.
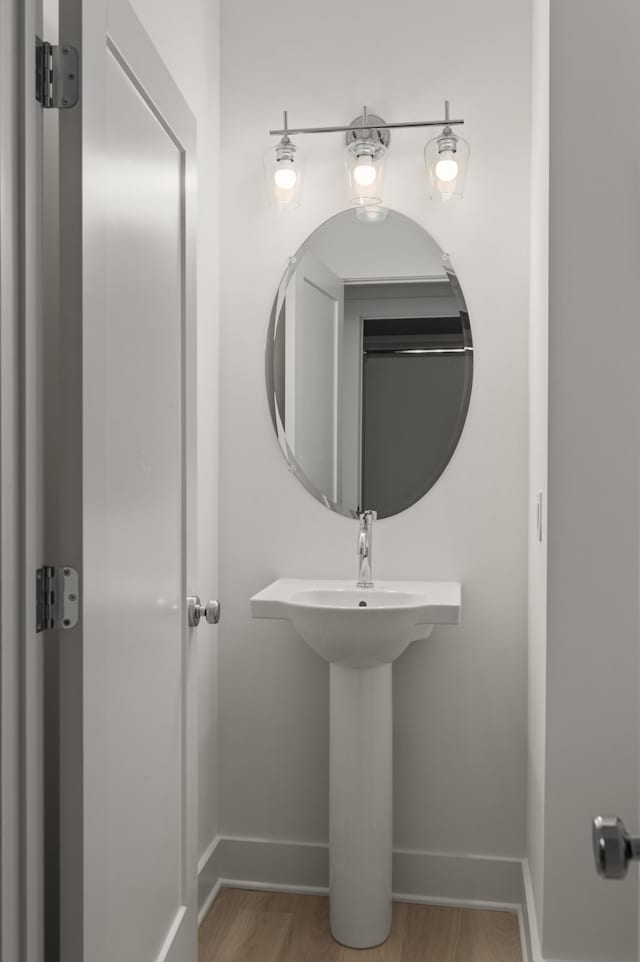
(187, 596, 221, 628)
(592, 815, 640, 879)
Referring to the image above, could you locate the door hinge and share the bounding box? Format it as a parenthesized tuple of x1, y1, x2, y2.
(36, 566, 79, 633)
(35, 38, 79, 109)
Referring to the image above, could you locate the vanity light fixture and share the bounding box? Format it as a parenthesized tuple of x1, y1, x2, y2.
(264, 111, 305, 209)
(267, 101, 467, 209)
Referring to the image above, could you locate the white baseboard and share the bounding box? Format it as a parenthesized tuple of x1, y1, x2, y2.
(197, 834, 223, 925)
(393, 847, 522, 906)
(219, 878, 328, 897)
(197, 838, 597, 962)
(521, 857, 542, 962)
(197, 834, 524, 921)
(198, 834, 222, 877)
(197, 878, 222, 926)
(517, 903, 530, 962)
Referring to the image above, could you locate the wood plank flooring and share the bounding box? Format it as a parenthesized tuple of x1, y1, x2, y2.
(198, 888, 522, 962)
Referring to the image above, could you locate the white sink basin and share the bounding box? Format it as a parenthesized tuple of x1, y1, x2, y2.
(250, 578, 461, 668)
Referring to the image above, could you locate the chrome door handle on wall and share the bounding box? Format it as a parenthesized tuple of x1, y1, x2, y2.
(592, 816, 640, 879)
(187, 596, 221, 627)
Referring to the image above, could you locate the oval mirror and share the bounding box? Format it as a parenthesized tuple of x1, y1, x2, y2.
(266, 209, 473, 519)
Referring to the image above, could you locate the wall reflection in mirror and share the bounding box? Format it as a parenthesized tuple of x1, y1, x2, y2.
(266, 209, 473, 519)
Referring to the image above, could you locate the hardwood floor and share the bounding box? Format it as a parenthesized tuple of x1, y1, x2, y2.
(198, 888, 523, 962)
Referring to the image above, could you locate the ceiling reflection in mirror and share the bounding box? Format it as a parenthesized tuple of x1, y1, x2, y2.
(266, 209, 473, 519)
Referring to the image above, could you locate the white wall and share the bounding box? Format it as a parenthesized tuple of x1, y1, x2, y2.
(127, 0, 221, 862)
(539, 2, 640, 959)
(527, 0, 549, 947)
(219, 0, 531, 858)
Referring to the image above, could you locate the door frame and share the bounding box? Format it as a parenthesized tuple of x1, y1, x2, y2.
(1, 0, 45, 959)
(0, 0, 24, 956)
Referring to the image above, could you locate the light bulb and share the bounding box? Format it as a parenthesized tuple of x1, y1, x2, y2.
(353, 160, 377, 187)
(435, 151, 458, 183)
(274, 159, 297, 190)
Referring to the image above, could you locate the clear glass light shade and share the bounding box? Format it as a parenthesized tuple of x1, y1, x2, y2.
(264, 140, 305, 209)
(424, 128, 470, 201)
(345, 140, 387, 207)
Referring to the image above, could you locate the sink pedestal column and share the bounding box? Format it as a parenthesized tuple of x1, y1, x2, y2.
(329, 663, 392, 949)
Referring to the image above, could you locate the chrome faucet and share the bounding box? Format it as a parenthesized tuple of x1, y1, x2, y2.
(357, 510, 377, 588)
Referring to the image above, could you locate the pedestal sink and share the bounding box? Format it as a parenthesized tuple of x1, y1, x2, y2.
(250, 578, 462, 949)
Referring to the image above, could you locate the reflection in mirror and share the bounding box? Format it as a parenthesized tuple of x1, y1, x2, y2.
(266, 209, 473, 519)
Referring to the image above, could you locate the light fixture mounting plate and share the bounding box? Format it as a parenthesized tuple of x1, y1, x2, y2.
(345, 113, 390, 149)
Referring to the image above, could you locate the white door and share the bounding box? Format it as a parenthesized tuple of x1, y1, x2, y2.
(55, 1, 198, 960)
(285, 251, 344, 502)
